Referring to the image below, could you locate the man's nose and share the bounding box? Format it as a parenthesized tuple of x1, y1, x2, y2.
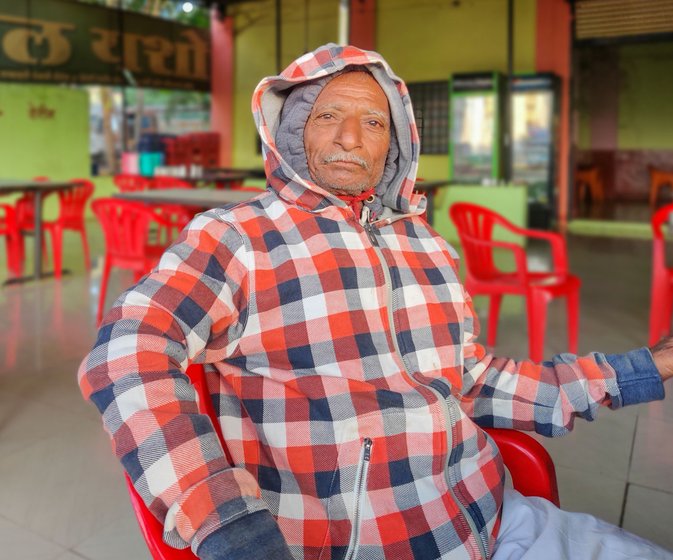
(334, 116, 363, 151)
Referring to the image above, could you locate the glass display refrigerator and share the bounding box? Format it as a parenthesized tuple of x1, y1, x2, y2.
(449, 72, 505, 184)
(510, 73, 560, 229)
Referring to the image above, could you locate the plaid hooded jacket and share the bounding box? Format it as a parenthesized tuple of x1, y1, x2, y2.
(79, 44, 663, 560)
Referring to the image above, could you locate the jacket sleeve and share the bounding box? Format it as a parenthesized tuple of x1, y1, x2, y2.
(457, 284, 665, 436)
(77, 212, 284, 556)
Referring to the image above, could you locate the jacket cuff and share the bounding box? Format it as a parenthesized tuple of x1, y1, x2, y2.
(196, 510, 293, 560)
(605, 347, 665, 406)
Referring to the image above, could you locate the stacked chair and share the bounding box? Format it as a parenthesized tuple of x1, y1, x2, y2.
(0, 203, 21, 277)
(150, 176, 194, 190)
(149, 176, 199, 243)
(15, 177, 94, 278)
(14, 176, 53, 272)
(92, 198, 190, 324)
(42, 178, 94, 278)
(113, 174, 151, 192)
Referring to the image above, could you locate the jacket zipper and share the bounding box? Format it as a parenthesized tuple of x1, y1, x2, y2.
(344, 437, 373, 560)
(363, 221, 406, 367)
(363, 219, 488, 559)
(445, 396, 489, 558)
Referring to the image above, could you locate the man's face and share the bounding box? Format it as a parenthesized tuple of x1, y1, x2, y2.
(304, 72, 391, 196)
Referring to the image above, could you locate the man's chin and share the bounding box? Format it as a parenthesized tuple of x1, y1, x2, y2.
(322, 183, 370, 196)
(313, 175, 369, 196)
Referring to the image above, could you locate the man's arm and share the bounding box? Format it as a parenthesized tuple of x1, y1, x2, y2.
(78, 213, 289, 558)
(457, 285, 666, 436)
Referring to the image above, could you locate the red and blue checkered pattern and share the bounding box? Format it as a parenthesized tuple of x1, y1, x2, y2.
(79, 44, 623, 559)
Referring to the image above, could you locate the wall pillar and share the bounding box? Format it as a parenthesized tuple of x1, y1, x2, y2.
(536, 0, 572, 228)
(210, 11, 234, 167)
(349, 0, 376, 50)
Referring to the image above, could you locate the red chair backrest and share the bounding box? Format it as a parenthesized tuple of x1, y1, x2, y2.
(0, 203, 17, 234)
(652, 203, 673, 242)
(449, 202, 503, 280)
(150, 176, 195, 190)
(114, 174, 151, 192)
(15, 176, 53, 225)
(229, 184, 266, 192)
(651, 203, 673, 281)
(92, 198, 161, 262)
(56, 179, 94, 225)
(484, 427, 560, 506)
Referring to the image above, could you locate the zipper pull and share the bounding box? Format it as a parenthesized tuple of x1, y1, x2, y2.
(363, 437, 373, 461)
(359, 204, 370, 226)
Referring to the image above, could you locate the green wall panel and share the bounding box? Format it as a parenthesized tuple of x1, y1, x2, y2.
(377, 0, 537, 81)
(618, 42, 673, 150)
(433, 184, 528, 246)
(0, 83, 90, 219)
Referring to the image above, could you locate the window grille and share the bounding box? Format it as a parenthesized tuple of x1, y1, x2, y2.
(407, 80, 449, 155)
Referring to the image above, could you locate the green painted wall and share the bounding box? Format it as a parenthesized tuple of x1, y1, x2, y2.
(577, 41, 673, 151)
(0, 84, 90, 219)
(0, 84, 89, 179)
(618, 42, 673, 150)
(231, 0, 539, 179)
(377, 0, 536, 181)
(232, 1, 338, 169)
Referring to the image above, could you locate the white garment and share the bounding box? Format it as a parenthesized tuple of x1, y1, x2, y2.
(493, 489, 673, 560)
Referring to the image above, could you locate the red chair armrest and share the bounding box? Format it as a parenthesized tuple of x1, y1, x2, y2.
(484, 427, 560, 507)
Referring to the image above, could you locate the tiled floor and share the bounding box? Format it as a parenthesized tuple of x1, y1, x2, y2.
(1, 223, 672, 558)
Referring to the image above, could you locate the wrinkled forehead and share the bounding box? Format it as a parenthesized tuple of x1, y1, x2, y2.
(310, 70, 390, 114)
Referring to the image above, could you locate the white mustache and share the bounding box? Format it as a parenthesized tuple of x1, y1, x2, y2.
(322, 153, 369, 169)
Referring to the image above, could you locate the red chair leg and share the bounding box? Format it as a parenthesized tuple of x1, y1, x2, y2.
(486, 294, 502, 348)
(566, 285, 580, 355)
(526, 290, 549, 362)
(51, 226, 63, 278)
(6, 235, 22, 276)
(649, 269, 670, 345)
(80, 228, 91, 270)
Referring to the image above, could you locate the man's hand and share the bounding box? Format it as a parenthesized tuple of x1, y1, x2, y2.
(650, 337, 673, 382)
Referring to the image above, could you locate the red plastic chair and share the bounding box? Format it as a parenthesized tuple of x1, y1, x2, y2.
(153, 204, 197, 246)
(113, 174, 151, 192)
(450, 203, 580, 362)
(147, 177, 197, 242)
(122, 366, 559, 559)
(649, 203, 673, 344)
(229, 184, 266, 193)
(124, 364, 221, 560)
(36, 178, 94, 278)
(92, 198, 172, 324)
(150, 176, 195, 190)
(0, 203, 22, 277)
(485, 428, 560, 506)
(14, 176, 54, 269)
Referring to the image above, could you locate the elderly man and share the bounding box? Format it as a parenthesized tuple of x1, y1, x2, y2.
(79, 44, 673, 560)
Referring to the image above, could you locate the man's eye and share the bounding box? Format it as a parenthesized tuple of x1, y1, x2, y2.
(367, 120, 384, 128)
(318, 113, 334, 120)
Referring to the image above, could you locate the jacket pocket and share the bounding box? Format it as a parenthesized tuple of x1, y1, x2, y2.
(319, 436, 373, 560)
(344, 437, 372, 560)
